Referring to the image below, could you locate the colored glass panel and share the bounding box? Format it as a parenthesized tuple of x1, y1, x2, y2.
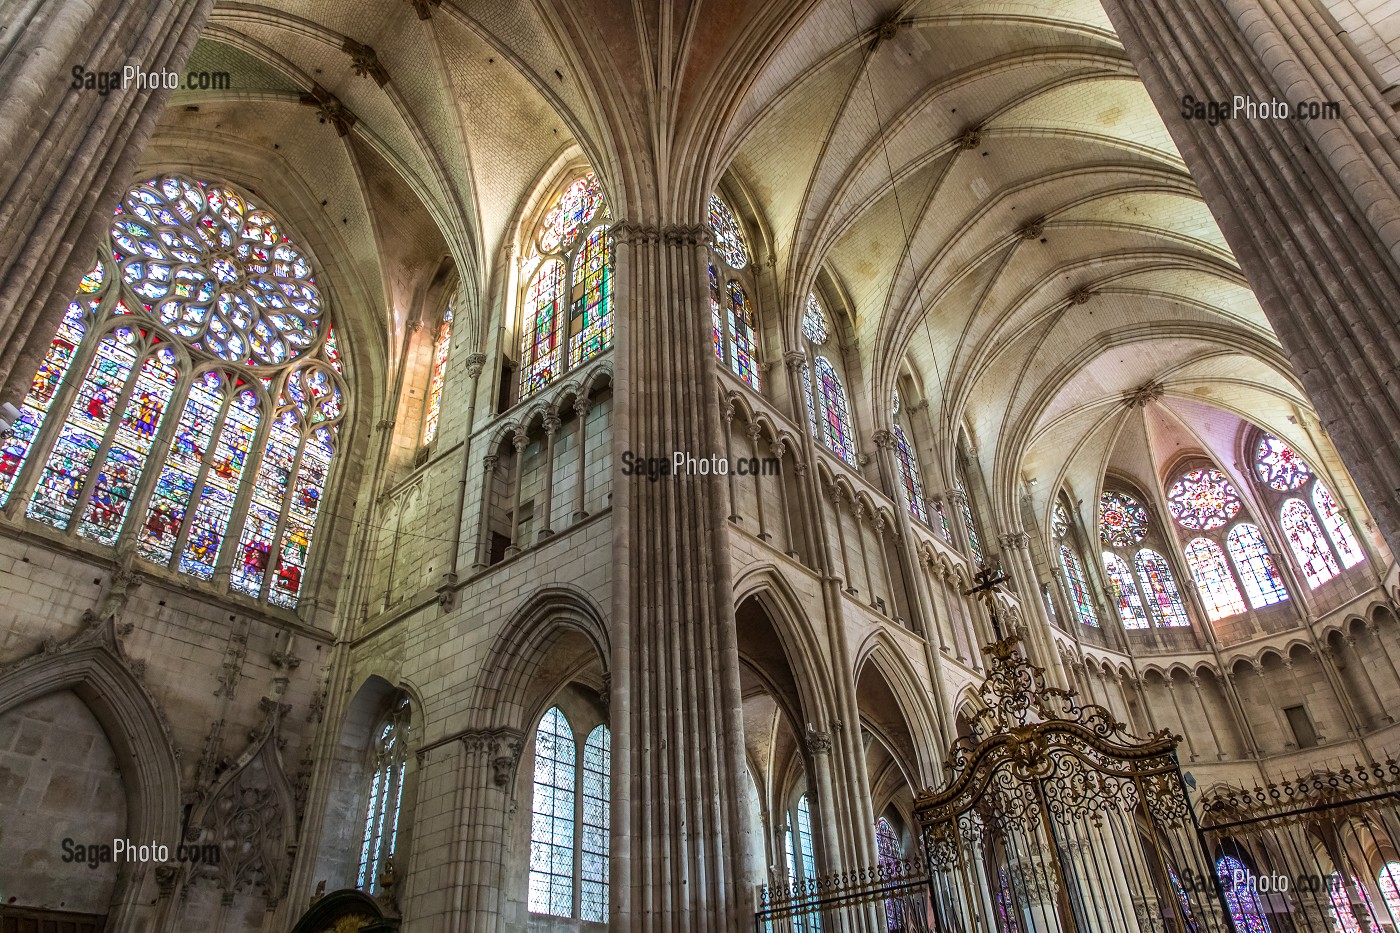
(801, 361, 818, 441)
(1185, 538, 1246, 620)
(803, 293, 829, 345)
(957, 472, 985, 565)
(1168, 866, 1198, 933)
(891, 389, 900, 416)
(709, 264, 723, 363)
(875, 818, 904, 930)
(1217, 857, 1272, 933)
(136, 372, 223, 568)
(933, 498, 952, 541)
(997, 867, 1022, 933)
(893, 425, 927, 523)
(814, 357, 857, 465)
(538, 174, 603, 254)
(725, 281, 760, 389)
(1227, 524, 1291, 607)
(1168, 468, 1242, 530)
(1378, 863, 1400, 922)
(28, 330, 139, 530)
(1314, 483, 1365, 568)
(231, 411, 298, 599)
(422, 309, 452, 445)
(795, 793, 822, 933)
(0, 300, 91, 507)
(1329, 873, 1377, 933)
(581, 724, 610, 924)
(184, 389, 260, 579)
(522, 260, 564, 397)
(116, 175, 322, 366)
(76, 345, 180, 544)
(1060, 545, 1098, 627)
(1281, 498, 1340, 588)
(272, 418, 334, 609)
(569, 227, 612, 368)
(1052, 503, 1069, 540)
(1099, 491, 1148, 547)
(358, 700, 408, 893)
(530, 707, 576, 917)
(1255, 434, 1312, 491)
(708, 194, 749, 269)
(1135, 549, 1191, 627)
(1103, 551, 1149, 629)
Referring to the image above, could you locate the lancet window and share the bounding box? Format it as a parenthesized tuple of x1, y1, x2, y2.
(1098, 489, 1191, 629)
(528, 705, 611, 922)
(1250, 433, 1364, 586)
(358, 696, 410, 894)
(422, 305, 452, 445)
(708, 194, 761, 390)
(800, 294, 857, 466)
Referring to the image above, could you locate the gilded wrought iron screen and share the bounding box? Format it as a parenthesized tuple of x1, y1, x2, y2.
(913, 638, 1233, 933)
(1196, 760, 1400, 933)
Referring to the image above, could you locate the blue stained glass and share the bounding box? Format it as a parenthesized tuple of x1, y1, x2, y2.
(814, 357, 856, 465)
(803, 293, 829, 345)
(725, 281, 760, 390)
(893, 425, 927, 523)
(709, 264, 723, 363)
(1061, 545, 1098, 627)
(1217, 857, 1273, 933)
(1314, 483, 1364, 568)
(1227, 523, 1291, 606)
(997, 867, 1022, 933)
(569, 227, 612, 368)
(875, 818, 904, 930)
(709, 194, 749, 269)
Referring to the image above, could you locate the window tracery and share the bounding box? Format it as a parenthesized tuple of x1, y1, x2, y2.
(1184, 538, 1247, 621)
(1216, 856, 1272, 933)
(1281, 498, 1341, 588)
(0, 174, 343, 610)
(422, 307, 452, 445)
(520, 173, 612, 398)
(1099, 491, 1148, 547)
(1168, 468, 1242, 530)
(802, 356, 857, 466)
(1226, 523, 1290, 607)
(1135, 549, 1191, 627)
(1059, 544, 1098, 627)
(528, 706, 611, 922)
(875, 818, 904, 930)
(1249, 433, 1364, 584)
(358, 697, 410, 894)
(893, 425, 927, 524)
(1103, 552, 1149, 629)
(708, 193, 749, 270)
(955, 467, 984, 565)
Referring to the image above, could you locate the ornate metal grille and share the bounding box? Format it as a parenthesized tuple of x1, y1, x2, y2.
(913, 638, 1233, 933)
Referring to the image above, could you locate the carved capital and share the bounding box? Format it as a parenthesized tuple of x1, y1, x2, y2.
(574, 395, 592, 418)
(998, 530, 1031, 550)
(806, 731, 833, 755)
(871, 428, 896, 451)
(511, 426, 529, 450)
(745, 422, 764, 443)
(784, 350, 806, 373)
(482, 454, 499, 473)
(543, 409, 561, 435)
(465, 352, 487, 379)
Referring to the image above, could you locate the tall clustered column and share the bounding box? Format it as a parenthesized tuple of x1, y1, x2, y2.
(0, 0, 217, 406)
(608, 221, 755, 929)
(1099, 0, 1400, 560)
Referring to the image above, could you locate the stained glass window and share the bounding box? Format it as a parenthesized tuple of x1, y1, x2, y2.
(1099, 491, 1148, 547)
(4, 174, 342, 611)
(1281, 499, 1340, 588)
(890, 389, 900, 417)
(1052, 503, 1069, 540)
(1217, 857, 1273, 933)
(1226, 524, 1291, 607)
(1185, 538, 1246, 620)
(529, 707, 576, 917)
(1041, 582, 1058, 625)
(1328, 873, 1377, 933)
(893, 425, 928, 523)
(358, 697, 410, 894)
(1060, 545, 1098, 627)
(957, 470, 985, 565)
(709, 194, 749, 270)
(1314, 484, 1365, 568)
(1135, 549, 1191, 627)
(1168, 468, 1242, 530)
(422, 307, 453, 445)
(581, 724, 610, 923)
(875, 818, 904, 930)
(933, 498, 952, 541)
(812, 357, 857, 465)
(521, 173, 611, 398)
(1167, 865, 1197, 932)
(1255, 434, 1312, 491)
(709, 264, 723, 363)
(803, 293, 829, 345)
(725, 281, 761, 390)
(996, 866, 1023, 933)
(790, 794, 822, 933)
(1103, 552, 1149, 629)
(1378, 863, 1400, 921)
(0, 296, 91, 508)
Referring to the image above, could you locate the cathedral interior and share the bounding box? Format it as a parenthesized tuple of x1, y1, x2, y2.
(6, 0, 1400, 931)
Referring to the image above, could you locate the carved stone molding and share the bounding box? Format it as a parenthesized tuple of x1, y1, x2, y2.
(784, 350, 806, 373)
(465, 352, 487, 380)
(998, 530, 1031, 550)
(1068, 286, 1097, 306)
(461, 728, 526, 789)
(806, 731, 833, 756)
(957, 125, 984, 150)
(871, 428, 896, 450)
(1018, 217, 1046, 240)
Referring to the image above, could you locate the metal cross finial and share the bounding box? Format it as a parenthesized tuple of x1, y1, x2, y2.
(964, 563, 1009, 640)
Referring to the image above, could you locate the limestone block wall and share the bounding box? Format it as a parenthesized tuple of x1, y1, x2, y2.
(1323, 0, 1400, 91)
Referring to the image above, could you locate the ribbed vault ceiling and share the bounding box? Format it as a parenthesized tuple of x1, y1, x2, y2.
(158, 0, 1312, 534)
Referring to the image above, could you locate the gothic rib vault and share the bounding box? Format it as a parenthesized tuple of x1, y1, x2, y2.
(2, 0, 1400, 931)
